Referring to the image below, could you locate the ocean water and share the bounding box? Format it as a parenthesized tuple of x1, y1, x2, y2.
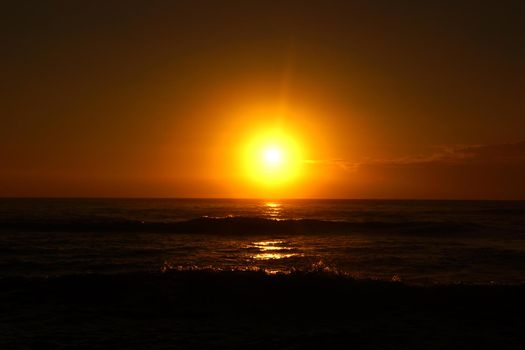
(1, 198, 524, 285)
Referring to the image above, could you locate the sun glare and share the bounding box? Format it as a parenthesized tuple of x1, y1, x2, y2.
(243, 130, 303, 185)
(262, 146, 283, 167)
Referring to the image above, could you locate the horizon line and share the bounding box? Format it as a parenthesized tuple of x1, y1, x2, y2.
(0, 196, 523, 201)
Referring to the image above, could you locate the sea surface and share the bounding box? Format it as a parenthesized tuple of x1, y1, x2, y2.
(1, 198, 524, 285)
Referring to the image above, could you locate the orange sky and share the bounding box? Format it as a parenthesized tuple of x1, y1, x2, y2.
(1, 1, 524, 199)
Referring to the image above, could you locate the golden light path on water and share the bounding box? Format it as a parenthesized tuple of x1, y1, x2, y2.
(247, 202, 304, 260)
(249, 240, 303, 260)
(248, 202, 304, 261)
(263, 201, 282, 219)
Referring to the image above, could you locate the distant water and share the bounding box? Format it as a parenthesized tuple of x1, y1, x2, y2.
(1, 198, 525, 285)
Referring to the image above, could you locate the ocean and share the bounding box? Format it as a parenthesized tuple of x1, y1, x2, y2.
(1, 198, 524, 285)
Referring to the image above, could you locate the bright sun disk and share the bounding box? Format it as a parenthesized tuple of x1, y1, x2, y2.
(262, 146, 283, 167)
(242, 130, 303, 186)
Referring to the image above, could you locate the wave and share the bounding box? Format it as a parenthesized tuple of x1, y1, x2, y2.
(0, 216, 496, 236)
(2, 268, 524, 350)
(2, 266, 524, 287)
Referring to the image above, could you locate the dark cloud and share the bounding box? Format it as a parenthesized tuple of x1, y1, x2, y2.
(312, 141, 525, 199)
(370, 141, 525, 166)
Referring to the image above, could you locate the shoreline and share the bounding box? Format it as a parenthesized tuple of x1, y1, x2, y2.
(2, 270, 524, 349)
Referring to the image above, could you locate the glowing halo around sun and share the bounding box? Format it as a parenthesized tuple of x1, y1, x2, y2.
(243, 130, 303, 186)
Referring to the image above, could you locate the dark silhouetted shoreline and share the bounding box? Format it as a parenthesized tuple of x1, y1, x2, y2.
(1, 270, 524, 349)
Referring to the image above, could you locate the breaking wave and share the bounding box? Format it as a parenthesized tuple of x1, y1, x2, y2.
(0, 216, 493, 236)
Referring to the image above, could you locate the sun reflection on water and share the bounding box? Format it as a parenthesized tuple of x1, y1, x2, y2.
(249, 239, 303, 260)
(252, 240, 290, 251)
(263, 202, 282, 219)
(253, 252, 298, 260)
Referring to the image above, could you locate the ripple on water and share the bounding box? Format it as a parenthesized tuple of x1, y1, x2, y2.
(247, 240, 304, 260)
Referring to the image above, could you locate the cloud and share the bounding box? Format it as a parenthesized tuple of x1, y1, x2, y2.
(397, 141, 525, 166)
(303, 159, 360, 171)
(307, 141, 525, 199)
(322, 141, 525, 169)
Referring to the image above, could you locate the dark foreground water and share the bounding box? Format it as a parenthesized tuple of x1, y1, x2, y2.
(1, 198, 524, 284)
(2, 199, 525, 349)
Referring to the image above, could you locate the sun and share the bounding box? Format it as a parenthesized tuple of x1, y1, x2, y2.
(262, 146, 283, 167)
(243, 130, 303, 185)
